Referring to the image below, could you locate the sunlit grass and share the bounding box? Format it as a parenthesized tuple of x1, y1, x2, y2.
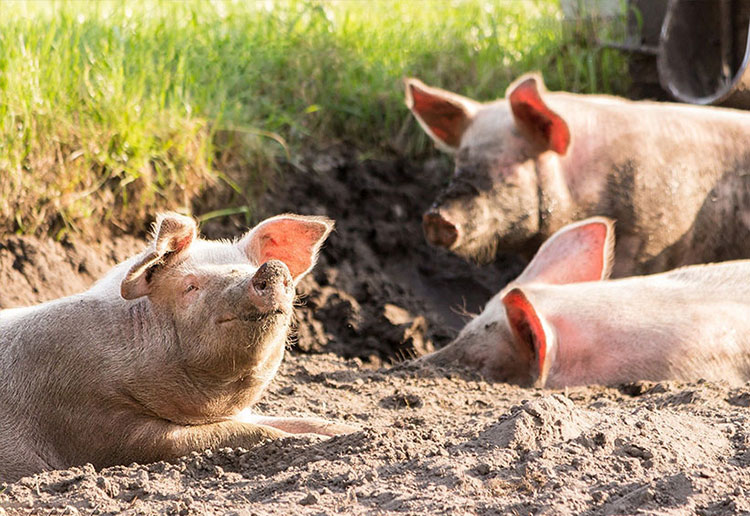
(0, 0, 629, 237)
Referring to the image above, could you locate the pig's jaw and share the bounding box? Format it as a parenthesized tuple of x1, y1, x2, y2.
(450, 234, 501, 265)
(123, 325, 289, 425)
(446, 207, 540, 264)
(451, 229, 527, 265)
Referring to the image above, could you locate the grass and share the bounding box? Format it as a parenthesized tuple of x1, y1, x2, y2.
(0, 0, 630, 238)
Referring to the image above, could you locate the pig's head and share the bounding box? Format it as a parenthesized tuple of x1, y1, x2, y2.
(405, 74, 571, 263)
(422, 217, 613, 387)
(119, 212, 333, 408)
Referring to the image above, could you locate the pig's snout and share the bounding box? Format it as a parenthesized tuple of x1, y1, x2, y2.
(250, 260, 293, 313)
(423, 210, 459, 248)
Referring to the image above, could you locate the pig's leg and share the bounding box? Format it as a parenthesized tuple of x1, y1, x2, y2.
(245, 416, 357, 437)
(123, 420, 291, 463)
(234, 408, 357, 436)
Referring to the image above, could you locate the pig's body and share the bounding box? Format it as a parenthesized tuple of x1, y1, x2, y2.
(420, 218, 750, 387)
(0, 214, 352, 482)
(514, 263, 750, 387)
(526, 94, 750, 275)
(408, 75, 750, 275)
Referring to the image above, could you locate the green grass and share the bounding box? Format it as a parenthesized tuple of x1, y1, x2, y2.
(0, 0, 629, 237)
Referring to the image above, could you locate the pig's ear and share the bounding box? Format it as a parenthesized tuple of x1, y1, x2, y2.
(507, 74, 570, 155)
(239, 214, 334, 283)
(515, 217, 615, 285)
(502, 287, 552, 387)
(405, 78, 478, 152)
(120, 213, 197, 300)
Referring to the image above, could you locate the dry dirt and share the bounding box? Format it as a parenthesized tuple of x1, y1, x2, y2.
(2, 150, 749, 515)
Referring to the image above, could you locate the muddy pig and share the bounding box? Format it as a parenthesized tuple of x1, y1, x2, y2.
(419, 217, 750, 387)
(406, 73, 750, 276)
(0, 213, 354, 482)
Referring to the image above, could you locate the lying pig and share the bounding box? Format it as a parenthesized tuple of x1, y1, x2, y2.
(406, 73, 750, 276)
(0, 213, 353, 483)
(419, 217, 750, 387)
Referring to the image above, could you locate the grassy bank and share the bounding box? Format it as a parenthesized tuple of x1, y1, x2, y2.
(0, 0, 629, 237)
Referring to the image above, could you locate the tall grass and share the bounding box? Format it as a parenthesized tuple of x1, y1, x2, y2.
(0, 0, 629, 237)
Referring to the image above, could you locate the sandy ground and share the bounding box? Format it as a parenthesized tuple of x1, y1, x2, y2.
(2, 149, 749, 515)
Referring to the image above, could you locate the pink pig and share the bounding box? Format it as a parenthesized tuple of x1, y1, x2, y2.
(0, 213, 354, 482)
(406, 73, 750, 276)
(419, 217, 750, 387)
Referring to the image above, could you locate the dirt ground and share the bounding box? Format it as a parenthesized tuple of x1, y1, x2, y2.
(2, 150, 749, 515)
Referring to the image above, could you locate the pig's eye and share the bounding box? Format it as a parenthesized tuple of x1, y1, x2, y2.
(185, 284, 199, 294)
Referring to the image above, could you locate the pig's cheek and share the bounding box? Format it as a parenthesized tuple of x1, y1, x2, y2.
(177, 288, 202, 309)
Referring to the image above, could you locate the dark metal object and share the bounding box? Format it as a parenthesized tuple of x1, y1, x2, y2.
(622, 0, 671, 100)
(657, 0, 750, 108)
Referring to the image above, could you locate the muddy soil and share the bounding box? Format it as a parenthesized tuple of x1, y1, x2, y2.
(2, 151, 749, 515)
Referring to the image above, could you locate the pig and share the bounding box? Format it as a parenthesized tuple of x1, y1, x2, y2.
(0, 212, 354, 483)
(406, 73, 750, 276)
(418, 217, 750, 387)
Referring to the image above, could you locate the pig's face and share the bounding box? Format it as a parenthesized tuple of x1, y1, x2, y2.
(429, 109, 542, 261)
(145, 258, 294, 389)
(435, 296, 537, 385)
(420, 217, 614, 387)
(406, 74, 570, 263)
(120, 213, 333, 402)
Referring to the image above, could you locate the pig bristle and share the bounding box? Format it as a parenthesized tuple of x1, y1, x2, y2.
(285, 331, 298, 351)
(450, 301, 478, 322)
(292, 294, 306, 308)
(286, 298, 302, 351)
(390, 348, 418, 365)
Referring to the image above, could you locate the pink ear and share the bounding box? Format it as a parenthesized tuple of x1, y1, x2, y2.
(502, 287, 549, 386)
(508, 76, 570, 155)
(120, 213, 197, 300)
(240, 215, 334, 282)
(405, 78, 476, 151)
(515, 217, 615, 286)
(152, 213, 196, 256)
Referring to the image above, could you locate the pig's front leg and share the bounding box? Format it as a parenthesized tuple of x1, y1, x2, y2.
(105, 415, 354, 468)
(122, 419, 291, 464)
(167, 420, 290, 457)
(234, 408, 358, 437)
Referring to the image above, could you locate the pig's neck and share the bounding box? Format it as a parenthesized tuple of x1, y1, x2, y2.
(534, 151, 577, 238)
(533, 106, 617, 238)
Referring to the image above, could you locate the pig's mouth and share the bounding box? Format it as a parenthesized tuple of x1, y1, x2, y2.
(216, 308, 288, 325)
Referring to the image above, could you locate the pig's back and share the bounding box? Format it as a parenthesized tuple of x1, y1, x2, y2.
(540, 261, 750, 314)
(533, 263, 750, 386)
(551, 91, 750, 127)
(659, 260, 750, 300)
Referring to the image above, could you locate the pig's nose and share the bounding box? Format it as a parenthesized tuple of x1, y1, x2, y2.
(252, 260, 292, 297)
(423, 211, 459, 248)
